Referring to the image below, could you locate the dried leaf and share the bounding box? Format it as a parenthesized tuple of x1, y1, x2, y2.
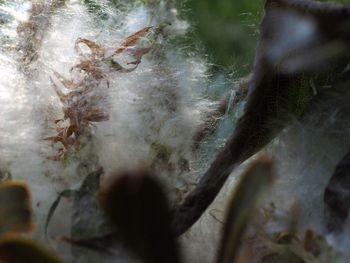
(115, 26, 153, 53)
(52, 70, 78, 90)
(73, 59, 105, 80)
(50, 76, 68, 104)
(83, 110, 109, 122)
(47, 27, 151, 159)
(127, 47, 152, 65)
(75, 38, 105, 58)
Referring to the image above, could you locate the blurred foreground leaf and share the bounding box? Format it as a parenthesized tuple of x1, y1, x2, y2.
(0, 237, 64, 263)
(0, 181, 32, 235)
(216, 156, 275, 263)
(100, 170, 180, 263)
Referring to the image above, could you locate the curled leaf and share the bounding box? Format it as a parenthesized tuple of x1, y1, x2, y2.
(75, 38, 105, 58)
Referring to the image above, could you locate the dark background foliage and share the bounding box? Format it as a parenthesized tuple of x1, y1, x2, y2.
(181, 0, 350, 77)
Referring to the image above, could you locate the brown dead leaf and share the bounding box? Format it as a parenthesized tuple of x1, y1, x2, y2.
(115, 26, 153, 54)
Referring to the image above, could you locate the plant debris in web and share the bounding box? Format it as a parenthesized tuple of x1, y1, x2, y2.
(45, 26, 153, 161)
